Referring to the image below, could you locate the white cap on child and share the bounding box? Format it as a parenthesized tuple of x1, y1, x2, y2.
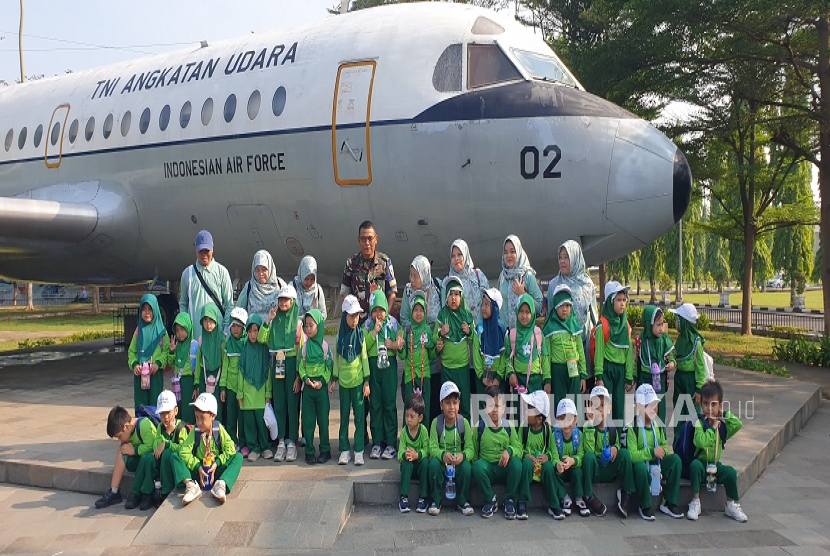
(155, 390, 177, 414)
(230, 306, 248, 327)
(482, 287, 503, 310)
(190, 392, 218, 414)
(635, 383, 659, 406)
(277, 284, 297, 300)
(520, 390, 550, 419)
(669, 303, 699, 323)
(342, 295, 362, 315)
(556, 398, 578, 418)
(604, 280, 630, 302)
(589, 385, 611, 401)
(439, 381, 461, 402)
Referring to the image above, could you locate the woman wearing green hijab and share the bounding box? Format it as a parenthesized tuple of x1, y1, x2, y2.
(298, 309, 333, 464)
(195, 302, 225, 424)
(593, 282, 634, 424)
(669, 303, 707, 437)
(128, 294, 169, 410)
(635, 306, 675, 423)
(434, 276, 475, 421)
(508, 293, 548, 395)
(542, 285, 586, 409)
(167, 311, 197, 424)
(237, 313, 272, 460)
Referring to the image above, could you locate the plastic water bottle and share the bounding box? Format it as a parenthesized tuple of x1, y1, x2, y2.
(484, 356, 494, 383)
(140, 362, 151, 390)
(566, 347, 579, 378)
(171, 374, 181, 402)
(153, 480, 162, 506)
(532, 452, 542, 482)
(651, 363, 662, 393)
(706, 463, 718, 492)
(202, 453, 215, 491)
(649, 463, 661, 496)
(206, 375, 216, 394)
(445, 464, 456, 500)
(189, 340, 198, 373)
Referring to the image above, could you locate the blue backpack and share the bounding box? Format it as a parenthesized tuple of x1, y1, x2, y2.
(134, 405, 161, 444)
(673, 414, 727, 479)
(553, 427, 581, 459)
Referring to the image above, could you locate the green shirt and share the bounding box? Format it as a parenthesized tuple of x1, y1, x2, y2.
(365, 318, 404, 357)
(472, 330, 511, 381)
(554, 429, 585, 468)
(593, 325, 634, 377)
(433, 326, 471, 369)
(520, 424, 557, 463)
(130, 418, 159, 457)
(397, 424, 430, 462)
(474, 422, 524, 463)
(167, 339, 197, 377)
(257, 321, 298, 357)
(179, 422, 237, 470)
(154, 419, 190, 453)
(625, 420, 670, 464)
(297, 334, 333, 383)
(543, 331, 587, 379)
(332, 336, 370, 389)
(220, 349, 241, 393)
(235, 355, 272, 411)
(676, 342, 707, 391)
(128, 331, 169, 371)
(401, 324, 436, 381)
(509, 333, 549, 384)
(693, 411, 742, 464)
(429, 416, 475, 463)
(582, 424, 621, 457)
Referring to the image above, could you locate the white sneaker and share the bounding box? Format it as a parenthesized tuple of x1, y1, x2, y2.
(338, 451, 351, 465)
(286, 442, 297, 462)
(211, 480, 227, 504)
(247, 452, 260, 462)
(182, 480, 202, 506)
(725, 500, 747, 523)
(354, 452, 365, 466)
(381, 446, 397, 460)
(261, 449, 274, 460)
(687, 498, 701, 521)
(274, 442, 286, 462)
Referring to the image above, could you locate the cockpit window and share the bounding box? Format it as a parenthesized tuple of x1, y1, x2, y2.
(511, 49, 577, 88)
(467, 44, 522, 89)
(433, 44, 462, 92)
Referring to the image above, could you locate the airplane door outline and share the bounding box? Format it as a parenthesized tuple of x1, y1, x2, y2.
(332, 61, 376, 186)
(45, 103, 70, 169)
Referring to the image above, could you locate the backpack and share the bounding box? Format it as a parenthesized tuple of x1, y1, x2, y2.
(477, 418, 514, 445)
(135, 405, 161, 443)
(673, 414, 727, 479)
(193, 422, 223, 456)
(522, 423, 552, 453)
(589, 316, 632, 371)
(436, 414, 465, 446)
(553, 426, 581, 459)
(509, 326, 543, 385)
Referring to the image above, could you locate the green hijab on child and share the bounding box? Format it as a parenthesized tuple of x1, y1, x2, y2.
(639, 305, 674, 367)
(408, 292, 431, 343)
(240, 314, 267, 390)
(600, 283, 630, 347)
(365, 290, 392, 340)
(675, 312, 703, 360)
(200, 302, 223, 371)
(171, 312, 194, 369)
(437, 276, 474, 343)
(303, 309, 327, 365)
(542, 286, 582, 337)
(513, 293, 540, 364)
(270, 285, 300, 348)
(136, 294, 167, 362)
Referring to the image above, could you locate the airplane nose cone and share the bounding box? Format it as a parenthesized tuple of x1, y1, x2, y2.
(673, 149, 692, 223)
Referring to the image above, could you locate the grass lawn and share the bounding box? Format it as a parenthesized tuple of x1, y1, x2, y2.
(0, 314, 113, 333)
(629, 289, 823, 311)
(634, 327, 777, 358)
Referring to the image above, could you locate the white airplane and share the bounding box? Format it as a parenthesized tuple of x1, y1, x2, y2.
(0, 2, 690, 317)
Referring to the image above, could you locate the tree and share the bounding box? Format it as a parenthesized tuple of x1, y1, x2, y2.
(638, 240, 665, 303)
(772, 162, 816, 301)
(331, 0, 510, 13)
(814, 239, 823, 284)
(606, 251, 639, 287)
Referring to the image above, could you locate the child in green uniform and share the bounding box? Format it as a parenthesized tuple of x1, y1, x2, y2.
(543, 285, 587, 410)
(553, 398, 588, 516)
(298, 309, 333, 465)
(517, 390, 565, 519)
(167, 312, 198, 425)
(472, 385, 524, 519)
(128, 294, 168, 410)
(427, 381, 475, 516)
(626, 384, 684, 520)
(669, 304, 707, 438)
(594, 281, 634, 424)
(401, 292, 436, 423)
(398, 394, 430, 513)
(366, 290, 404, 460)
(582, 386, 636, 518)
(94, 405, 160, 510)
(435, 277, 474, 421)
(195, 303, 224, 424)
(633, 306, 675, 424)
(472, 289, 508, 410)
(237, 314, 272, 462)
(221, 307, 248, 449)
(180, 393, 243, 505)
(332, 295, 371, 466)
(686, 380, 747, 522)
(508, 294, 549, 396)
(153, 390, 193, 506)
(259, 285, 301, 462)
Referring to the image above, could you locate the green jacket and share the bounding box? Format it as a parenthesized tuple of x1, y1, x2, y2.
(397, 424, 430, 462)
(543, 331, 587, 379)
(554, 428, 584, 468)
(235, 349, 272, 411)
(297, 334, 333, 383)
(433, 326, 471, 369)
(130, 418, 159, 457)
(154, 419, 190, 454)
(332, 336, 370, 389)
(128, 331, 169, 372)
(257, 321, 298, 357)
(401, 323, 436, 381)
(625, 420, 670, 464)
(365, 318, 404, 357)
(474, 421, 524, 463)
(429, 416, 475, 463)
(676, 342, 707, 391)
(220, 349, 241, 393)
(195, 341, 224, 390)
(593, 324, 634, 378)
(582, 424, 622, 457)
(179, 422, 237, 470)
(472, 330, 511, 381)
(520, 424, 558, 463)
(509, 332, 549, 384)
(694, 412, 742, 464)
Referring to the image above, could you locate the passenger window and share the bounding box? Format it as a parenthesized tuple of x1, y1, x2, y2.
(202, 98, 213, 125)
(103, 114, 113, 139)
(34, 124, 43, 148)
(51, 122, 61, 146)
(224, 94, 236, 123)
(180, 101, 192, 129)
(121, 111, 131, 137)
(85, 117, 95, 141)
(159, 105, 171, 131)
(4, 129, 12, 152)
(272, 87, 286, 116)
(433, 44, 462, 92)
(69, 119, 79, 143)
(467, 44, 522, 89)
(18, 127, 27, 149)
(139, 108, 150, 134)
(247, 90, 261, 120)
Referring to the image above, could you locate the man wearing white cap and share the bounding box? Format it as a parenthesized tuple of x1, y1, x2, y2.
(594, 280, 633, 424)
(260, 284, 301, 462)
(517, 390, 566, 519)
(669, 303, 707, 438)
(553, 398, 589, 516)
(179, 393, 243, 505)
(625, 384, 683, 520)
(581, 386, 635, 518)
(179, 229, 234, 342)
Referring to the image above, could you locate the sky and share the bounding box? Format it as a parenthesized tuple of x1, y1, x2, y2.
(0, 0, 337, 84)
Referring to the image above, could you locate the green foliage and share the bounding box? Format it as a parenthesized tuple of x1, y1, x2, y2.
(772, 336, 830, 368)
(626, 305, 643, 328)
(772, 162, 816, 289)
(324, 326, 338, 336)
(714, 353, 789, 377)
(696, 313, 710, 331)
(812, 239, 822, 284)
(17, 338, 56, 349)
(15, 331, 112, 350)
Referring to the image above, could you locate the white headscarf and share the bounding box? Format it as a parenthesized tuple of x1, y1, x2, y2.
(245, 250, 285, 320)
(499, 235, 537, 329)
(447, 239, 488, 323)
(294, 255, 322, 315)
(547, 240, 596, 340)
(403, 255, 441, 325)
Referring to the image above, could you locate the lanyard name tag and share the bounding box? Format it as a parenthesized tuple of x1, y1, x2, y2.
(565, 346, 579, 378)
(273, 350, 287, 378)
(484, 355, 494, 382)
(377, 344, 390, 369)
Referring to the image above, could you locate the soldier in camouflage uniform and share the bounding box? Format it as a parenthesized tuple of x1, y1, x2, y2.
(340, 221, 397, 320)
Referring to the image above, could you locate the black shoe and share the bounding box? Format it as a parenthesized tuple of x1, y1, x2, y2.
(306, 454, 317, 465)
(124, 493, 141, 510)
(504, 498, 516, 520)
(548, 506, 565, 520)
(585, 495, 607, 517)
(617, 490, 631, 519)
(481, 496, 497, 518)
(94, 489, 122, 509)
(139, 494, 153, 511)
(317, 451, 331, 464)
(299, 437, 306, 448)
(517, 500, 528, 520)
(659, 501, 684, 519)
(152, 489, 166, 508)
(639, 506, 655, 521)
